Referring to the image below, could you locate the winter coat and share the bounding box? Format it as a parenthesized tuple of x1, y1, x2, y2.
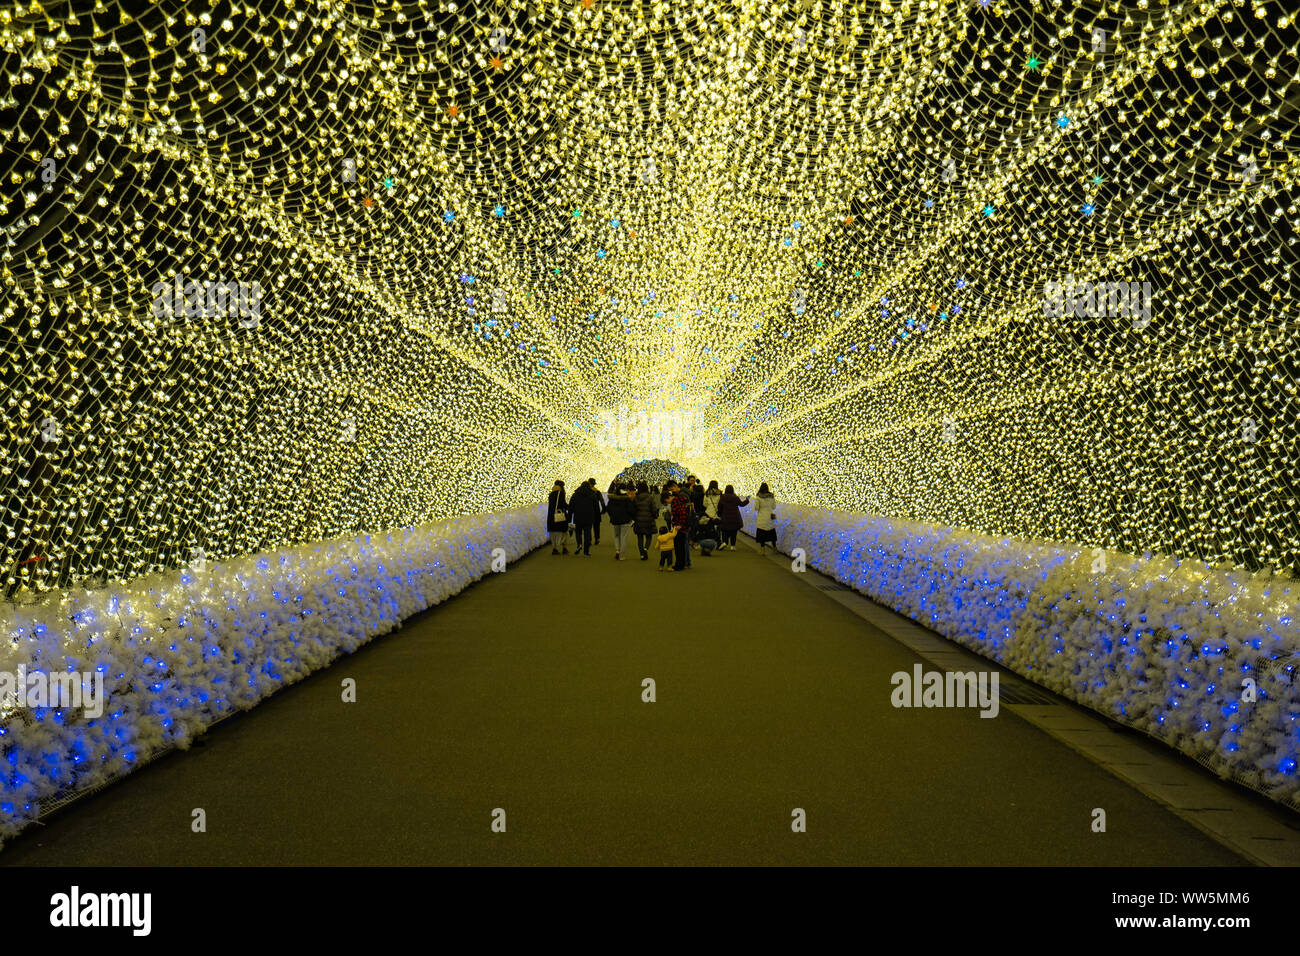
(547, 489, 569, 532)
(719, 492, 749, 532)
(753, 492, 776, 531)
(568, 484, 600, 526)
(669, 491, 693, 531)
(632, 492, 658, 534)
(703, 491, 721, 519)
(689, 484, 705, 513)
(605, 493, 635, 526)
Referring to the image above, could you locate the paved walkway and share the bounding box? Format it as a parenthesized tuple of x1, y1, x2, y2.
(1, 519, 1248, 865)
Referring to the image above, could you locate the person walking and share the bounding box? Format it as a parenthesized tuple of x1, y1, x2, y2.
(702, 480, 722, 540)
(689, 476, 705, 515)
(718, 484, 749, 551)
(605, 481, 635, 560)
(669, 480, 693, 571)
(632, 480, 657, 560)
(568, 479, 599, 556)
(590, 478, 605, 546)
(753, 482, 778, 551)
(546, 480, 570, 554)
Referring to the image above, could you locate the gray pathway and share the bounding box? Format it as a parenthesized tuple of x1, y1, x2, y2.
(0, 519, 1248, 865)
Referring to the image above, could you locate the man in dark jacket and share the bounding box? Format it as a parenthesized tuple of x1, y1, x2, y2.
(688, 476, 705, 515)
(567, 481, 599, 555)
(589, 477, 605, 545)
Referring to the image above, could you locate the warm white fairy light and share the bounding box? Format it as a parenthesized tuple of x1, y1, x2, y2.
(1, 0, 1297, 595)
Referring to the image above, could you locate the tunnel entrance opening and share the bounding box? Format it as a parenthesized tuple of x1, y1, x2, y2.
(614, 458, 688, 488)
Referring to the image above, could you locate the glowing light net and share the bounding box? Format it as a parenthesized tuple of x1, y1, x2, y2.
(2, 0, 1297, 594)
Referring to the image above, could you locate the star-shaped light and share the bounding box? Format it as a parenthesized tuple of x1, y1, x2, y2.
(1082, 202, 1096, 215)
(383, 177, 394, 190)
(596, 248, 607, 258)
(493, 205, 505, 217)
(1027, 57, 1041, 71)
(609, 218, 620, 228)
(1056, 114, 1070, 129)
(982, 204, 995, 217)
(443, 209, 455, 222)
(924, 197, 935, 209)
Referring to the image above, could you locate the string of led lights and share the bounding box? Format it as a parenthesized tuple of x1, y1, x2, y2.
(1, 0, 1297, 595)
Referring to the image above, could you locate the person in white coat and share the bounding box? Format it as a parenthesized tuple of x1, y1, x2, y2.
(702, 480, 722, 539)
(753, 482, 778, 550)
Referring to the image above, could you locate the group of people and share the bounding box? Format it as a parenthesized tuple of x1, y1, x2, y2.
(546, 477, 778, 572)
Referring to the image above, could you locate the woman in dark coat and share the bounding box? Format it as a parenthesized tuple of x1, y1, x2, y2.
(717, 484, 750, 551)
(567, 480, 599, 556)
(632, 480, 657, 560)
(547, 480, 569, 554)
(604, 481, 636, 560)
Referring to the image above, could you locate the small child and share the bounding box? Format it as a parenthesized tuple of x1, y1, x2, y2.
(656, 524, 676, 570)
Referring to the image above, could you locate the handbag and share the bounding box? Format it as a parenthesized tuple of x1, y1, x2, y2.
(553, 509, 566, 522)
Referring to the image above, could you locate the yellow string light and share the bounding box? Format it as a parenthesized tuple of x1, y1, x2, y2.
(1, 0, 1297, 593)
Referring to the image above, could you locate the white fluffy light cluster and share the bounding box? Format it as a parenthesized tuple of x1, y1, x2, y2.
(762, 504, 1300, 809)
(0, 505, 546, 845)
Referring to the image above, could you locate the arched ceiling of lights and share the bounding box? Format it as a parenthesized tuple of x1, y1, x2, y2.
(1, 0, 1297, 592)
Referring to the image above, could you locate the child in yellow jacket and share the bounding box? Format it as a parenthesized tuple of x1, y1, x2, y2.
(656, 524, 677, 571)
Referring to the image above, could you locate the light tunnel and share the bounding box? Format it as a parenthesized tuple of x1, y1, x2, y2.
(1, 0, 1299, 887)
